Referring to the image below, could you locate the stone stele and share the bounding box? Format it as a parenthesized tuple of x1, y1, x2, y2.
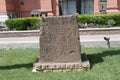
(32, 15, 90, 72)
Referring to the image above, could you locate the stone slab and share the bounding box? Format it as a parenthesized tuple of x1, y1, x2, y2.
(39, 16, 81, 63)
(32, 54, 90, 72)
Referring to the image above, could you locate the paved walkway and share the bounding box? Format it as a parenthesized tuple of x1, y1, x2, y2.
(0, 37, 39, 49)
(0, 34, 120, 49)
(80, 34, 120, 47)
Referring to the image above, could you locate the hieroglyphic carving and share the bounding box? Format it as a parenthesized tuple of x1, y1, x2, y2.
(39, 16, 81, 63)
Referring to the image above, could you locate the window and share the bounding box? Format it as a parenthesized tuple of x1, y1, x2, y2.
(59, 0, 77, 15)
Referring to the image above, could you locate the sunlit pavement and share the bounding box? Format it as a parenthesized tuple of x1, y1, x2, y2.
(0, 34, 120, 49)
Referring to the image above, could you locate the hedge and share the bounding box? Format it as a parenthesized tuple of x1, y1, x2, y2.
(77, 14, 120, 27)
(5, 17, 40, 30)
(5, 14, 120, 30)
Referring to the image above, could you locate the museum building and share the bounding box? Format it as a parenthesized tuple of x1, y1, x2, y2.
(0, 0, 120, 18)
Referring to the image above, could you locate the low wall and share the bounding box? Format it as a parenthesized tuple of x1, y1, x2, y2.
(80, 27, 120, 35)
(0, 30, 40, 38)
(0, 27, 120, 38)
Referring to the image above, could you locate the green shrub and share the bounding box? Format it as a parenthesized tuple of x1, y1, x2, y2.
(106, 19, 116, 27)
(77, 14, 120, 27)
(5, 17, 40, 30)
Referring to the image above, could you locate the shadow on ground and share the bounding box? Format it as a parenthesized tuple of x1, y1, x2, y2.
(0, 63, 33, 70)
(0, 50, 120, 70)
(87, 50, 120, 68)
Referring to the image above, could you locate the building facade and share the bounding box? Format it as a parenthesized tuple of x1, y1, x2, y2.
(0, 0, 120, 18)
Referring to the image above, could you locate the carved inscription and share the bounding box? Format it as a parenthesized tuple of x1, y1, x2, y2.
(39, 16, 81, 63)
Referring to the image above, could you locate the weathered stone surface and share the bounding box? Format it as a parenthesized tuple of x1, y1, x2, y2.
(32, 16, 90, 72)
(32, 55, 90, 72)
(39, 16, 81, 63)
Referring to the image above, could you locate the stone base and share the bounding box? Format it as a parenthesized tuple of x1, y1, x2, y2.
(32, 54, 90, 72)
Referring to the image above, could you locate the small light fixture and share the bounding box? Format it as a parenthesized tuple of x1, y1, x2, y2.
(104, 37, 110, 48)
(20, 1, 24, 5)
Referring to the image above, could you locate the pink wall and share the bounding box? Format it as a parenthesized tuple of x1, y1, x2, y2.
(40, 0, 52, 15)
(94, 0, 120, 14)
(20, 0, 59, 17)
(0, 0, 7, 12)
(20, 0, 39, 17)
(94, 0, 99, 13)
(0, 0, 120, 17)
(107, 0, 120, 13)
(51, 0, 59, 16)
(39, 0, 59, 16)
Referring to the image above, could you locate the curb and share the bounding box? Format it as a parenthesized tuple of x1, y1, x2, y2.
(0, 27, 120, 38)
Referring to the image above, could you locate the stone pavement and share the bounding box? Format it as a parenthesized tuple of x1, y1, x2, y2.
(0, 34, 120, 49)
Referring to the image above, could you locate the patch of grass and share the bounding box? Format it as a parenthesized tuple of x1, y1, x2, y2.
(0, 48, 120, 80)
